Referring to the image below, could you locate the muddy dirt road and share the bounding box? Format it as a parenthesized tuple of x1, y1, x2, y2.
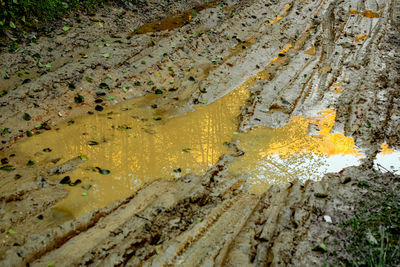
(0, 0, 399, 265)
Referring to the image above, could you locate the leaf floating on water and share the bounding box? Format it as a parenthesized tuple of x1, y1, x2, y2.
(99, 82, 110, 89)
(82, 185, 92, 190)
(74, 94, 84, 104)
(0, 165, 15, 171)
(87, 141, 99, 146)
(69, 179, 82, 186)
(27, 160, 35, 166)
(96, 167, 110, 175)
(60, 176, 71, 184)
(95, 105, 104, 111)
(23, 113, 31, 121)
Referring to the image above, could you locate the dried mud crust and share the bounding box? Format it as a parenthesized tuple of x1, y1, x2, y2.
(0, 0, 399, 266)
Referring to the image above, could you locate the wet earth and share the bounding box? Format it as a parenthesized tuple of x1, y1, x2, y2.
(0, 0, 399, 265)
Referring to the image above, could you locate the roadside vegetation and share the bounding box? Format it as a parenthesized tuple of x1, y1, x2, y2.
(331, 179, 400, 266)
(0, 0, 142, 35)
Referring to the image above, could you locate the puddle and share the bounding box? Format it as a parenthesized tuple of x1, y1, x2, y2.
(355, 34, 368, 43)
(228, 109, 363, 193)
(134, 2, 217, 34)
(7, 80, 248, 216)
(269, 4, 292, 24)
(374, 144, 400, 174)
(349, 10, 380, 18)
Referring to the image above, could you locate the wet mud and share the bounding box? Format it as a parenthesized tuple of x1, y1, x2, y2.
(0, 0, 399, 265)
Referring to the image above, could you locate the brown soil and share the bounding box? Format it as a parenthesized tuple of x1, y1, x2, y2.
(0, 0, 399, 266)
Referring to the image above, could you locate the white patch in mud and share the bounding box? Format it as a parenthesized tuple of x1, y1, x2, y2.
(374, 144, 400, 174)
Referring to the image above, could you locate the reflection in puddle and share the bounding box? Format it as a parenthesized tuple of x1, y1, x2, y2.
(134, 2, 216, 34)
(269, 4, 292, 24)
(12, 86, 248, 216)
(228, 109, 363, 193)
(349, 10, 380, 18)
(374, 144, 400, 174)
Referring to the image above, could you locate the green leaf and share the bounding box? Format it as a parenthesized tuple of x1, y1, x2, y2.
(312, 243, 327, 252)
(0, 165, 15, 171)
(9, 21, 16, 29)
(80, 155, 87, 161)
(47, 263, 55, 267)
(97, 168, 110, 175)
(182, 148, 191, 152)
(74, 94, 84, 104)
(68, 179, 82, 186)
(358, 180, 369, 187)
(62, 26, 71, 32)
(27, 160, 35, 166)
(153, 117, 162, 121)
(45, 63, 51, 69)
(85, 76, 93, 83)
(23, 113, 31, 121)
(365, 121, 371, 128)
(87, 141, 99, 146)
(8, 229, 15, 234)
(99, 82, 109, 89)
(156, 73, 161, 77)
(155, 89, 163, 94)
(82, 185, 92, 190)
(1, 72, 10, 79)
(173, 168, 182, 173)
(1, 128, 9, 135)
(107, 96, 115, 101)
(102, 53, 110, 58)
(314, 193, 328, 198)
(81, 192, 88, 196)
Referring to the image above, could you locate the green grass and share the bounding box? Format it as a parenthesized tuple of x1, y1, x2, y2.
(340, 184, 400, 266)
(0, 0, 142, 34)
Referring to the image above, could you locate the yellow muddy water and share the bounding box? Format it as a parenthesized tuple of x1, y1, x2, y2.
(228, 109, 363, 193)
(134, 2, 216, 34)
(11, 86, 248, 216)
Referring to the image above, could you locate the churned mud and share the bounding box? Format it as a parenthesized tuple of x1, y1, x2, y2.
(0, 0, 399, 265)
